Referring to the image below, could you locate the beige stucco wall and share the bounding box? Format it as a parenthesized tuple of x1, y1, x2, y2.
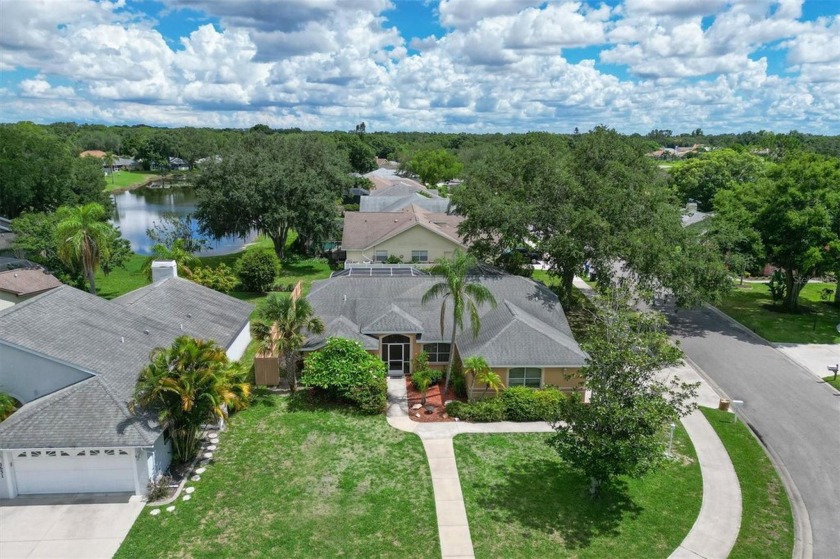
(345, 224, 462, 263)
(466, 366, 583, 399)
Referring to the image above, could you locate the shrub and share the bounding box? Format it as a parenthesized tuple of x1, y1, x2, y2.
(501, 386, 564, 422)
(384, 255, 402, 264)
(346, 377, 388, 414)
(146, 475, 174, 502)
(445, 398, 505, 422)
(427, 368, 443, 385)
(0, 392, 18, 421)
(191, 263, 239, 293)
(238, 250, 279, 293)
(445, 387, 565, 422)
(301, 337, 387, 413)
(412, 368, 432, 391)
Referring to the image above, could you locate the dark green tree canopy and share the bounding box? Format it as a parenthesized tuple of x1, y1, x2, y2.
(194, 133, 350, 259)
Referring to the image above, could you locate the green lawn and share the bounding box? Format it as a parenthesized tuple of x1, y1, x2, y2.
(716, 281, 840, 344)
(95, 235, 332, 312)
(116, 394, 438, 559)
(453, 429, 701, 559)
(103, 171, 159, 191)
(700, 408, 794, 559)
(822, 375, 840, 391)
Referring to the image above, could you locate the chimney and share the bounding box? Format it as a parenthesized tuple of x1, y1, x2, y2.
(151, 260, 178, 283)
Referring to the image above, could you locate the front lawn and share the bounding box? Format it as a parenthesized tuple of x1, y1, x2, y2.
(715, 281, 840, 344)
(700, 408, 794, 559)
(103, 171, 159, 191)
(823, 375, 840, 391)
(454, 428, 701, 559)
(116, 394, 438, 559)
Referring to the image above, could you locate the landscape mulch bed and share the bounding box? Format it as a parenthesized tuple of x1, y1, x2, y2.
(405, 377, 462, 422)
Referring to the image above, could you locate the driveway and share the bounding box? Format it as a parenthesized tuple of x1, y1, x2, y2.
(667, 305, 840, 558)
(0, 493, 143, 559)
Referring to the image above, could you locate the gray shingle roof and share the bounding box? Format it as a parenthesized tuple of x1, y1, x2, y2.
(304, 272, 587, 368)
(0, 281, 253, 450)
(360, 194, 451, 213)
(114, 277, 253, 349)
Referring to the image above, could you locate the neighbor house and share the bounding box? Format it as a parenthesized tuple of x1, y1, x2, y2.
(342, 204, 465, 264)
(0, 268, 62, 310)
(0, 261, 252, 499)
(359, 183, 451, 213)
(303, 267, 587, 398)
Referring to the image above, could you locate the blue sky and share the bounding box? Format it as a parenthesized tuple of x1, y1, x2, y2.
(0, 0, 838, 133)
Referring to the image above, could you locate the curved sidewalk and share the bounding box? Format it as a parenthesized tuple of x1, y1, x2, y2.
(388, 365, 742, 559)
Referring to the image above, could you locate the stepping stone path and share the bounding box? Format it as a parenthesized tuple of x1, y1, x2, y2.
(185, 487, 195, 494)
(150, 509, 161, 516)
(166, 506, 175, 512)
(206, 445, 217, 451)
(183, 495, 191, 501)
(191, 475, 201, 482)
(195, 467, 206, 474)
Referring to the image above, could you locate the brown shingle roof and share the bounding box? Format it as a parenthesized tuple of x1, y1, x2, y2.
(342, 205, 465, 250)
(0, 269, 63, 297)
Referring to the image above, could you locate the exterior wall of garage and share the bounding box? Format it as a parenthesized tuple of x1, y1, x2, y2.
(0, 343, 91, 404)
(226, 322, 251, 362)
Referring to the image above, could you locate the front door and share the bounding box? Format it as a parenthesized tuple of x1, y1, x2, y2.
(381, 335, 411, 377)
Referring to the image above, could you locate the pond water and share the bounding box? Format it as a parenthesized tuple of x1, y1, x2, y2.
(111, 186, 255, 255)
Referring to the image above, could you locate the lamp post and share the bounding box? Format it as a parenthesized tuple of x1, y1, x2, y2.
(667, 422, 676, 457)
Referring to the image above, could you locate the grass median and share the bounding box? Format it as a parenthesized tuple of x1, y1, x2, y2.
(700, 407, 794, 559)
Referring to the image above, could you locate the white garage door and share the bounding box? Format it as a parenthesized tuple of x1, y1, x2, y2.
(13, 448, 136, 495)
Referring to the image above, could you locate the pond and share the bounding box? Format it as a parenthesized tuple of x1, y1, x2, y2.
(111, 186, 255, 255)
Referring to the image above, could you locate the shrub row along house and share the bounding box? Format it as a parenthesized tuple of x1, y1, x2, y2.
(0, 262, 252, 499)
(303, 266, 587, 399)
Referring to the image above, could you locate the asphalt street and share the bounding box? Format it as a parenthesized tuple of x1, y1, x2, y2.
(667, 305, 840, 559)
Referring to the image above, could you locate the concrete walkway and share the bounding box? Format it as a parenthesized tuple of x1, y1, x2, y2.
(386, 378, 551, 559)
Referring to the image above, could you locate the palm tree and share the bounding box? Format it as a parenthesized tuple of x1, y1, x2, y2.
(103, 151, 116, 183)
(465, 356, 502, 401)
(141, 238, 200, 280)
(55, 203, 113, 294)
(133, 336, 250, 463)
(422, 250, 497, 396)
(258, 294, 325, 390)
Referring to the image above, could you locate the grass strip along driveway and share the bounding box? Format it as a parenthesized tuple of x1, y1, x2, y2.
(453, 428, 702, 559)
(701, 408, 794, 559)
(116, 394, 438, 559)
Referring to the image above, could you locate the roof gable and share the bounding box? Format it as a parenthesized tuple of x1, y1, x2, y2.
(362, 304, 424, 334)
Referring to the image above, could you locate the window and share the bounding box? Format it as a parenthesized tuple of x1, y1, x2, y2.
(374, 250, 388, 263)
(508, 367, 541, 388)
(411, 250, 429, 263)
(424, 343, 451, 363)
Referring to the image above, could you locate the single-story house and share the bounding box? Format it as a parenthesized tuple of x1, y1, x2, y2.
(0, 261, 252, 499)
(0, 268, 62, 310)
(303, 267, 587, 398)
(342, 204, 465, 264)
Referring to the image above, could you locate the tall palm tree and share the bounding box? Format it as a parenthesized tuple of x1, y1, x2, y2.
(258, 294, 325, 390)
(465, 356, 502, 401)
(133, 336, 250, 463)
(55, 203, 113, 294)
(422, 250, 497, 396)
